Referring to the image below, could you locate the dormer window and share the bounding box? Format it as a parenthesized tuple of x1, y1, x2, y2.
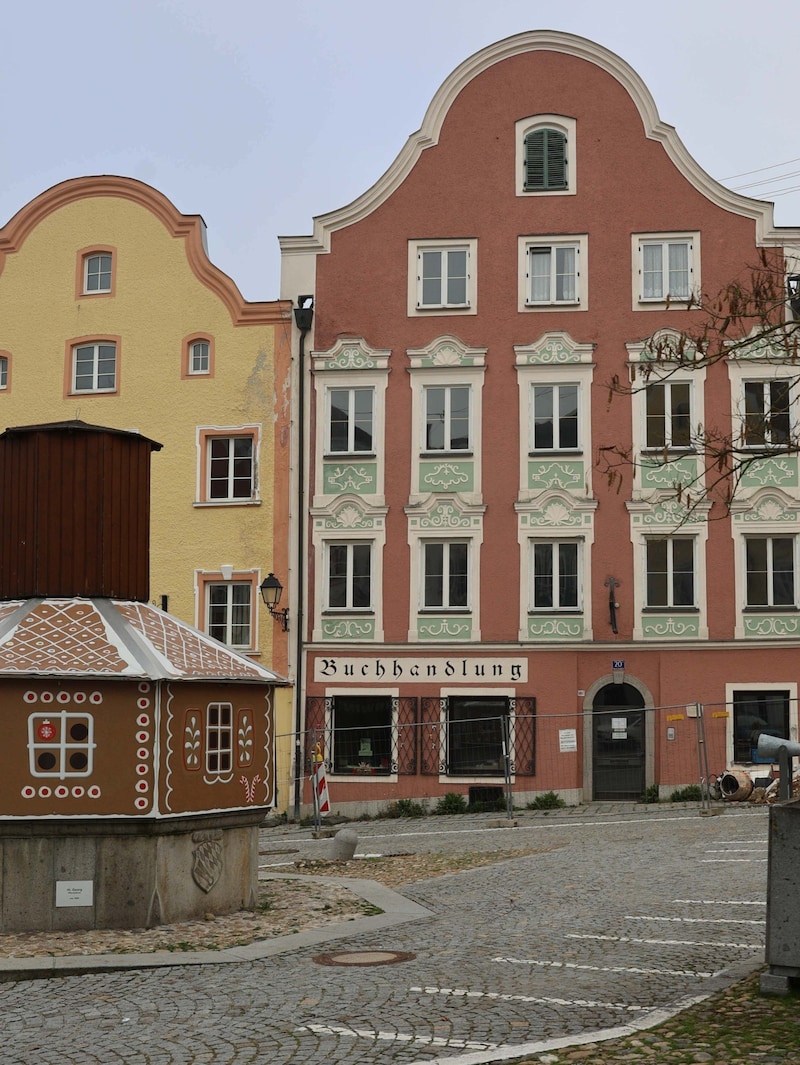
(524, 128, 567, 191)
(516, 116, 576, 198)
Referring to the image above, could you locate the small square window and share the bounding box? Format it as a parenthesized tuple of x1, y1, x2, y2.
(206, 582, 254, 648)
(83, 253, 113, 294)
(518, 236, 587, 311)
(635, 234, 699, 307)
(408, 240, 477, 316)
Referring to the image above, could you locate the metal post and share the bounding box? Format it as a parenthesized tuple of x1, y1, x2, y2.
(502, 715, 513, 818)
(694, 703, 711, 812)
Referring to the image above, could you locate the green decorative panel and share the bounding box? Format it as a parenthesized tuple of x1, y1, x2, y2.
(520, 502, 593, 529)
(417, 616, 472, 640)
(527, 616, 584, 640)
(419, 460, 474, 493)
(323, 462, 377, 494)
(743, 614, 800, 637)
(641, 615, 700, 638)
(528, 459, 584, 492)
(734, 495, 799, 524)
(321, 617, 376, 640)
(740, 456, 799, 489)
(640, 456, 699, 491)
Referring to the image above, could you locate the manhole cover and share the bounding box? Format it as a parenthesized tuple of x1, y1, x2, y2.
(314, 950, 416, 967)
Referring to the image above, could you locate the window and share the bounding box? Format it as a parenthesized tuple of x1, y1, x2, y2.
(206, 703, 233, 775)
(28, 711, 95, 778)
(190, 340, 210, 375)
(645, 381, 691, 449)
(408, 240, 477, 315)
(423, 541, 468, 609)
(72, 341, 117, 393)
(637, 238, 695, 302)
(208, 436, 254, 500)
(447, 696, 508, 775)
(523, 127, 567, 191)
(646, 538, 695, 607)
(327, 542, 372, 610)
(0, 354, 7, 390)
(746, 537, 795, 607)
(531, 384, 579, 450)
(83, 252, 112, 294)
(526, 243, 579, 305)
(206, 581, 253, 648)
(531, 541, 580, 610)
(332, 696, 392, 774)
(732, 690, 790, 763)
(744, 380, 791, 446)
(417, 246, 469, 309)
(327, 387, 374, 453)
(424, 385, 470, 451)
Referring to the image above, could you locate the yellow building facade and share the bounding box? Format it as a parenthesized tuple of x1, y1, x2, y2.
(0, 176, 295, 810)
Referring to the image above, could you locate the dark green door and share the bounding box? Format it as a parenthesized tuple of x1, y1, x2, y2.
(592, 683, 646, 800)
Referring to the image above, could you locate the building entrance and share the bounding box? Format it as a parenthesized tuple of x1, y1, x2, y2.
(592, 683, 646, 800)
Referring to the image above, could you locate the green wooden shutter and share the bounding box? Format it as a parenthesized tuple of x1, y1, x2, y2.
(524, 128, 567, 190)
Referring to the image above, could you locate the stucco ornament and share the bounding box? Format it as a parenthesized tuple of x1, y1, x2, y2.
(191, 829, 224, 893)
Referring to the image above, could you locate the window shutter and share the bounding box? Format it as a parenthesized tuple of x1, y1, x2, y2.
(524, 130, 546, 189)
(544, 129, 567, 189)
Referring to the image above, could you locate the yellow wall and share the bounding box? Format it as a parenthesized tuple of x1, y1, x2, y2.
(0, 179, 295, 806)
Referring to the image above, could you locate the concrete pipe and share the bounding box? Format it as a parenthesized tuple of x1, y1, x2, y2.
(719, 769, 754, 802)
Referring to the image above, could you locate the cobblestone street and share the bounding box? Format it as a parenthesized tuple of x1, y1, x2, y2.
(0, 805, 768, 1063)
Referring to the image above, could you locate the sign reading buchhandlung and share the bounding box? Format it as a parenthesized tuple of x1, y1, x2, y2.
(314, 656, 528, 684)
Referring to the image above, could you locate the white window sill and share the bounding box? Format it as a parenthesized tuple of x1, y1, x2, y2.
(193, 499, 262, 508)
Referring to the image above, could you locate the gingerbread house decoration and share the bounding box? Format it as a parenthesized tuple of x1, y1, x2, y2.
(0, 421, 285, 932)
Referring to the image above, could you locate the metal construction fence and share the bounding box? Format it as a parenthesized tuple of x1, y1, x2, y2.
(269, 698, 788, 816)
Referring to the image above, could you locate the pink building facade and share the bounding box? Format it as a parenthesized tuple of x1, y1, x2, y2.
(280, 32, 800, 812)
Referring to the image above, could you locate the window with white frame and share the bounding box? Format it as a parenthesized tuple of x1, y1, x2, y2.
(527, 243, 579, 305)
(417, 246, 469, 308)
(424, 385, 470, 451)
(636, 236, 696, 303)
(423, 541, 469, 610)
(28, 711, 95, 777)
(530, 540, 580, 611)
(72, 341, 117, 393)
(645, 381, 692, 449)
(646, 538, 695, 608)
(205, 702, 233, 775)
(327, 542, 372, 610)
(83, 253, 112, 294)
(408, 240, 477, 315)
(744, 380, 792, 447)
(206, 582, 254, 648)
(189, 340, 210, 375)
(531, 383, 579, 451)
(0, 355, 7, 389)
(331, 695, 392, 774)
(208, 435, 255, 500)
(746, 536, 796, 608)
(327, 387, 374, 454)
(447, 696, 509, 775)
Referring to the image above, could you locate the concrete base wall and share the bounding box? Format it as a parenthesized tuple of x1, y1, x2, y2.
(0, 810, 264, 932)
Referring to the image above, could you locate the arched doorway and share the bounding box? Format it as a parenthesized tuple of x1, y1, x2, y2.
(590, 682, 646, 800)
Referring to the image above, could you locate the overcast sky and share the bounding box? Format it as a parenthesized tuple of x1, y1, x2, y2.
(3, 0, 798, 301)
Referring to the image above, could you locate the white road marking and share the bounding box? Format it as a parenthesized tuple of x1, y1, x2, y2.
(673, 899, 765, 906)
(409, 985, 652, 1013)
(568, 932, 762, 949)
(296, 1023, 496, 1050)
(625, 915, 764, 926)
(701, 858, 767, 863)
(705, 848, 765, 853)
(492, 956, 717, 978)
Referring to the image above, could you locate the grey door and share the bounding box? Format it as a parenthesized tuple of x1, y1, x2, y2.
(592, 683, 646, 800)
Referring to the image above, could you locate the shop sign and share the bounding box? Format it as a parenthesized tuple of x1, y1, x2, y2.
(314, 656, 528, 683)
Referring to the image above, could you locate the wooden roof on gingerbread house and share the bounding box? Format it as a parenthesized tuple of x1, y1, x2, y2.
(0, 598, 286, 683)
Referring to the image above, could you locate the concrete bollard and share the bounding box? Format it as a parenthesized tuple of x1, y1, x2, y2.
(332, 827, 358, 861)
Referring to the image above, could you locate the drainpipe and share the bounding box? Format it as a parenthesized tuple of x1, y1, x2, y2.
(293, 295, 314, 820)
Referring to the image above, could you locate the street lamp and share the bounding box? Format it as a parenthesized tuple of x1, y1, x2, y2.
(260, 572, 289, 631)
